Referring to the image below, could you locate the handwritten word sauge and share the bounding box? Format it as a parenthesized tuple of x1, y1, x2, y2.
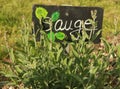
(43, 19, 97, 40)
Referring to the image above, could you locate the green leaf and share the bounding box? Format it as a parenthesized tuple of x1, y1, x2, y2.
(89, 66, 98, 75)
(9, 48, 15, 63)
(101, 38, 111, 53)
(7, 82, 17, 86)
(87, 85, 95, 89)
(15, 65, 23, 73)
(35, 7, 48, 19)
(47, 32, 55, 42)
(61, 58, 67, 66)
(51, 11, 60, 22)
(56, 47, 63, 60)
(91, 30, 101, 41)
(5, 74, 18, 78)
(70, 74, 83, 84)
(55, 32, 65, 40)
(116, 44, 120, 57)
(72, 47, 79, 58)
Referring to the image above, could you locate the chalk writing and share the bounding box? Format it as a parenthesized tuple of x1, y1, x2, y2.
(43, 19, 97, 40)
(32, 5, 103, 43)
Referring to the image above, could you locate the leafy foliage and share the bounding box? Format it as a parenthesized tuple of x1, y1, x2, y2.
(0, 20, 119, 89)
(51, 11, 60, 22)
(0, 0, 120, 88)
(55, 32, 65, 40)
(35, 7, 48, 19)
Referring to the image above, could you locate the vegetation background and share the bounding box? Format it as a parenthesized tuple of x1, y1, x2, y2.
(0, 0, 120, 89)
(0, 0, 120, 45)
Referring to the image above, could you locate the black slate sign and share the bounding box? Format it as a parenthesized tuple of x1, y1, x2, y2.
(32, 5, 104, 43)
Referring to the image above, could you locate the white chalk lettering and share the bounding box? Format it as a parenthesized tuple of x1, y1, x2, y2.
(53, 19, 98, 39)
(54, 19, 97, 32)
(84, 19, 97, 31)
(54, 19, 63, 31)
(74, 20, 82, 28)
(54, 19, 73, 31)
(64, 20, 73, 31)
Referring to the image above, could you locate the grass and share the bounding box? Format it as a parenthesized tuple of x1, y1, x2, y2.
(0, 0, 120, 36)
(0, 0, 120, 88)
(0, 23, 120, 88)
(0, 0, 120, 46)
(0, 0, 119, 58)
